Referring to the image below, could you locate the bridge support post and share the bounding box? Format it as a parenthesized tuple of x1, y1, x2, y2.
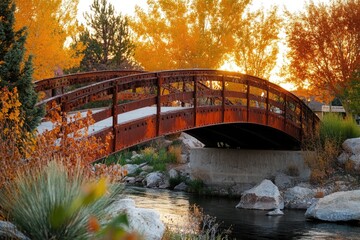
(266, 83, 269, 125)
(112, 84, 118, 152)
(193, 76, 197, 127)
(156, 75, 162, 136)
(284, 94, 287, 131)
(246, 80, 250, 122)
(222, 76, 225, 122)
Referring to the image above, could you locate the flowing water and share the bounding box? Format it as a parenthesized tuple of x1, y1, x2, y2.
(124, 186, 360, 240)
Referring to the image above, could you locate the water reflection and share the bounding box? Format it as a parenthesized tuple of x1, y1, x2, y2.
(124, 187, 360, 239)
(123, 186, 192, 230)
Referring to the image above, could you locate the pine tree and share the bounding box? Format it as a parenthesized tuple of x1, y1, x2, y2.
(74, 0, 138, 71)
(0, 0, 44, 131)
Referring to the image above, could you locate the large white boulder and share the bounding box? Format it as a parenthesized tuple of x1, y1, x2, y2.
(305, 190, 360, 222)
(236, 179, 284, 210)
(110, 198, 165, 240)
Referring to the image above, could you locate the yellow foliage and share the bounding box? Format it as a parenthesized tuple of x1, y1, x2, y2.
(233, 7, 282, 79)
(131, 0, 250, 70)
(0, 87, 36, 188)
(168, 145, 182, 164)
(14, 0, 82, 80)
(142, 147, 157, 156)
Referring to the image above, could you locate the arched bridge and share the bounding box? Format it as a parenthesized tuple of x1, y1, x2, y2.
(35, 69, 319, 159)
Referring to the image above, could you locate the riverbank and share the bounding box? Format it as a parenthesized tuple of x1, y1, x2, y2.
(124, 186, 360, 239)
(104, 133, 360, 219)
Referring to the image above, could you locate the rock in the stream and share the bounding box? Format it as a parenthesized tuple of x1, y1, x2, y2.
(110, 199, 165, 240)
(266, 208, 284, 216)
(284, 186, 315, 209)
(174, 182, 188, 191)
(305, 190, 360, 222)
(236, 179, 284, 210)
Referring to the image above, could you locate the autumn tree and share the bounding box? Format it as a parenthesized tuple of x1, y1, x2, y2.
(0, 0, 44, 131)
(14, 0, 82, 79)
(73, 0, 137, 71)
(131, 0, 251, 70)
(233, 7, 282, 79)
(286, 0, 360, 112)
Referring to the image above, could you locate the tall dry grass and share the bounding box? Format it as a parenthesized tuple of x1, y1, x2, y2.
(303, 113, 360, 184)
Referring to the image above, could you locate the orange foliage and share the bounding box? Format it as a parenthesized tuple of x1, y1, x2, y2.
(14, 0, 82, 80)
(286, 0, 360, 103)
(33, 102, 112, 171)
(0, 87, 36, 187)
(234, 7, 282, 79)
(131, 0, 250, 70)
(0, 87, 113, 187)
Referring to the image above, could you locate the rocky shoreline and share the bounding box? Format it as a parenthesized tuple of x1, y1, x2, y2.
(116, 134, 360, 223)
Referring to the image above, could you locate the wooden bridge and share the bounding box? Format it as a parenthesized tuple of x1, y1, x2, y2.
(35, 69, 319, 159)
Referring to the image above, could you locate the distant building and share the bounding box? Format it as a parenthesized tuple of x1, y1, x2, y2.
(306, 100, 345, 119)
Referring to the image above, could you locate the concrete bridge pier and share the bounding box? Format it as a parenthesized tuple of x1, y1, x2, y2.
(189, 148, 310, 193)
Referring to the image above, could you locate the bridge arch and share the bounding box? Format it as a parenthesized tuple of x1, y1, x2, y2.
(36, 69, 319, 159)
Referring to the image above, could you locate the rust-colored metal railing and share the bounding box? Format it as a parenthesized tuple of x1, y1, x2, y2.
(36, 69, 320, 159)
(34, 70, 144, 98)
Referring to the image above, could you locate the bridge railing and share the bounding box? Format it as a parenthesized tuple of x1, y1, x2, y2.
(36, 69, 319, 157)
(34, 70, 144, 98)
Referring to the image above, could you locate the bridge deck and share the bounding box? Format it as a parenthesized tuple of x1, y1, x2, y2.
(37, 106, 189, 134)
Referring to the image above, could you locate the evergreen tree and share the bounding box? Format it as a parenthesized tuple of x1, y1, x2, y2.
(74, 0, 138, 71)
(0, 0, 44, 131)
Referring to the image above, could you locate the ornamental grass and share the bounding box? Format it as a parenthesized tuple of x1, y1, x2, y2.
(0, 160, 124, 240)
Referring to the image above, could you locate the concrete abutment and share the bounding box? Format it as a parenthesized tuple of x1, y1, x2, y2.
(190, 148, 310, 193)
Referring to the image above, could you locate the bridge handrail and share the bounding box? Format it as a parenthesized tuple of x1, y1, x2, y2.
(34, 70, 145, 95)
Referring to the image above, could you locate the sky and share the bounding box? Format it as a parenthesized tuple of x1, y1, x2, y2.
(76, 0, 329, 90)
(77, 0, 314, 21)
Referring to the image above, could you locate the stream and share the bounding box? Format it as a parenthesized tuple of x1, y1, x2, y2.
(124, 186, 360, 239)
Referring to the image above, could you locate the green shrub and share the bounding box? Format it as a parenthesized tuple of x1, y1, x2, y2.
(0, 160, 124, 240)
(320, 113, 360, 148)
(187, 179, 205, 194)
(105, 146, 178, 173)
